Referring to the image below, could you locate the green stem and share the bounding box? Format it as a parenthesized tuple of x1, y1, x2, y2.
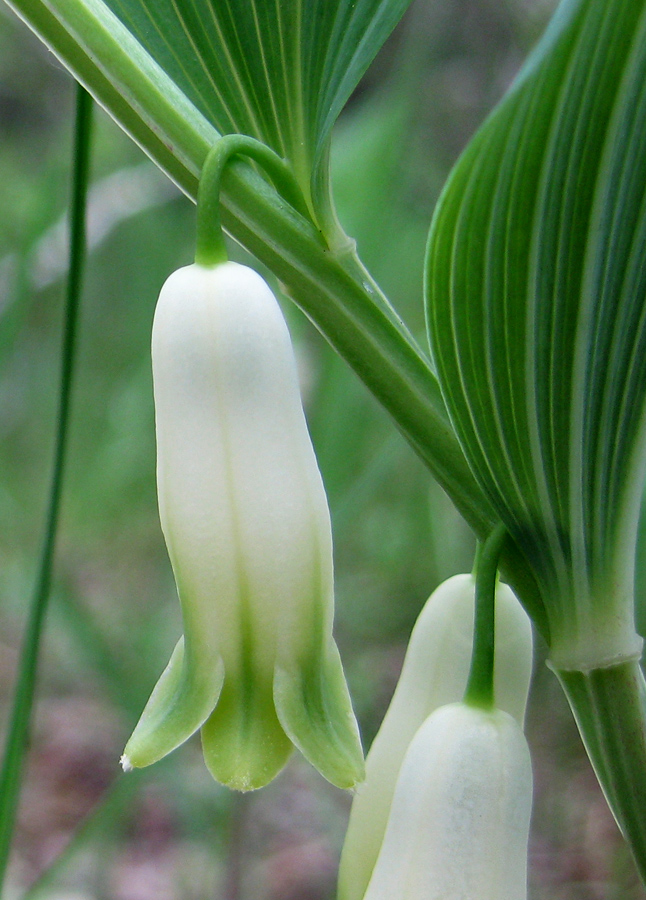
(556, 660, 646, 885)
(10, 2, 646, 882)
(195, 135, 311, 267)
(464, 524, 507, 710)
(0, 84, 92, 890)
(3, 0, 548, 636)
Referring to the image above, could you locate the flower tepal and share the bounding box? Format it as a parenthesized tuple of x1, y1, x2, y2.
(337, 574, 533, 900)
(363, 702, 533, 900)
(121, 261, 364, 791)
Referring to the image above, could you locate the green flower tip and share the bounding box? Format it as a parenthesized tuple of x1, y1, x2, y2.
(121, 261, 364, 791)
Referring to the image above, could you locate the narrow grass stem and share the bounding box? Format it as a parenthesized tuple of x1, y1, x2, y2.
(0, 84, 92, 892)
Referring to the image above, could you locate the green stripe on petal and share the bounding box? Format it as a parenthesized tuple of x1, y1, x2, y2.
(123, 262, 363, 791)
(201, 672, 293, 793)
(122, 638, 225, 769)
(275, 642, 365, 791)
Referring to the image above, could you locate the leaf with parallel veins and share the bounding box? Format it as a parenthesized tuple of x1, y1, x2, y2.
(23, 0, 413, 215)
(426, 0, 646, 670)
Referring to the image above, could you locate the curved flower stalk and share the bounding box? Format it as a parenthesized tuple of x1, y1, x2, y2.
(121, 261, 364, 791)
(337, 573, 533, 900)
(361, 702, 533, 900)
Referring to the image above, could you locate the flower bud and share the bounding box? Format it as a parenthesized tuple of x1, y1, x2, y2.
(121, 261, 364, 791)
(362, 702, 532, 900)
(338, 574, 532, 900)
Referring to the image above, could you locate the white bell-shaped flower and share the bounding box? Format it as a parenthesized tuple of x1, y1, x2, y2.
(363, 702, 532, 900)
(338, 574, 532, 900)
(121, 261, 363, 791)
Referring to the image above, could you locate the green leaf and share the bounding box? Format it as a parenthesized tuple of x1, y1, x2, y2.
(426, 0, 646, 671)
(104, 0, 412, 195)
(4, 0, 496, 559)
(10, 0, 412, 220)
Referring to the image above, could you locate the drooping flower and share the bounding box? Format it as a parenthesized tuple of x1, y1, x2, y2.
(121, 261, 364, 791)
(361, 702, 532, 900)
(338, 574, 532, 900)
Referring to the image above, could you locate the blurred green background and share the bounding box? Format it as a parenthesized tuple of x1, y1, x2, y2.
(1, 0, 645, 897)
